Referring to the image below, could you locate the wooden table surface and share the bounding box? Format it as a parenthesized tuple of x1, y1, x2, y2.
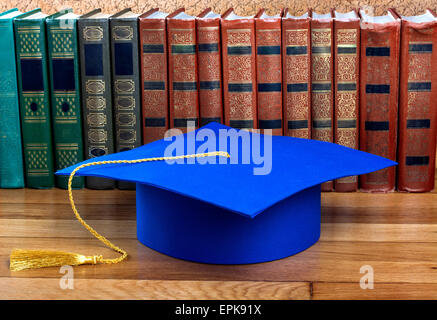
(1, 175, 437, 300)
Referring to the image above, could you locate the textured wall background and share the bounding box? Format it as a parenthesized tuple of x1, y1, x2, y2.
(1, 0, 434, 16)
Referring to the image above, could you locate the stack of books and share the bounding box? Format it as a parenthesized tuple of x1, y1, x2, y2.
(0, 7, 436, 193)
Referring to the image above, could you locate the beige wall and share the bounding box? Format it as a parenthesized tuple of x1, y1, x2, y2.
(1, 0, 435, 16)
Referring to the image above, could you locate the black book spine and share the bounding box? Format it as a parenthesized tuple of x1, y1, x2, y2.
(110, 16, 142, 190)
(78, 17, 115, 189)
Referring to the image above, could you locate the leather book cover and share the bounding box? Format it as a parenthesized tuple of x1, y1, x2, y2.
(333, 9, 360, 192)
(197, 8, 223, 126)
(282, 9, 311, 138)
(255, 9, 282, 135)
(139, 8, 169, 144)
(47, 9, 84, 189)
(167, 8, 199, 132)
(14, 9, 55, 189)
(110, 8, 142, 190)
(0, 9, 25, 188)
(78, 9, 115, 189)
(359, 10, 401, 192)
(310, 10, 334, 191)
(394, 8, 437, 192)
(221, 8, 257, 130)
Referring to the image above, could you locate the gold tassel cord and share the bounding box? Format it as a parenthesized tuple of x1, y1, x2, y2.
(10, 151, 230, 271)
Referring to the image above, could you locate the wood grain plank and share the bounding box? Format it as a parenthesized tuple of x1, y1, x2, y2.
(321, 206, 437, 224)
(0, 219, 136, 239)
(312, 282, 437, 300)
(2, 202, 437, 224)
(2, 218, 436, 243)
(1, 189, 437, 224)
(0, 189, 136, 205)
(0, 203, 136, 220)
(322, 192, 437, 208)
(1, 186, 436, 206)
(0, 278, 310, 300)
(2, 238, 437, 283)
(321, 223, 437, 242)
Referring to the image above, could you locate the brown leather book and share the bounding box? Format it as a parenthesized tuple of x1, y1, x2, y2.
(255, 9, 283, 135)
(196, 8, 223, 126)
(139, 8, 169, 143)
(359, 9, 401, 192)
(333, 9, 360, 192)
(167, 8, 199, 133)
(221, 8, 257, 130)
(310, 10, 335, 191)
(282, 9, 312, 139)
(393, 8, 437, 192)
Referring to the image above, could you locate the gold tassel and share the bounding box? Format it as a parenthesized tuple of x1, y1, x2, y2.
(10, 151, 230, 271)
(10, 249, 102, 271)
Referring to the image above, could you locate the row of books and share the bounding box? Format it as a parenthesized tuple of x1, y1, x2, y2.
(0, 7, 435, 193)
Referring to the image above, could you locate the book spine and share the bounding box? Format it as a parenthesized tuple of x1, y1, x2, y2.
(282, 18, 311, 138)
(47, 18, 84, 189)
(221, 18, 257, 130)
(256, 17, 282, 135)
(0, 18, 24, 188)
(197, 18, 223, 126)
(311, 19, 334, 191)
(78, 18, 115, 189)
(334, 18, 360, 192)
(167, 18, 199, 132)
(14, 18, 54, 188)
(110, 18, 142, 190)
(360, 22, 400, 192)
(139, 17, 168, 144)
(397, 20, 437, 192)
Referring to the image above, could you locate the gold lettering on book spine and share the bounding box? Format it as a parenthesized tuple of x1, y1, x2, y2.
(285, 29, 309, 138)
(311, 29, 332, 142)
(336, 28, 358, 185)
(336, 29, 358, 151)
(227, 29, 254, 122)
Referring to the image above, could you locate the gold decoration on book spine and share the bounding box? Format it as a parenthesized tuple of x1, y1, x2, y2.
(88, 129, 108, 143)
(113, 26, 133, 40)
(86, 80, 105, 94)
(115, 79, 134, 94)
(83, 26, 103, 41)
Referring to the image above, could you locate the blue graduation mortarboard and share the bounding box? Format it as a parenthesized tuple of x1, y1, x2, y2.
(57, 122, 396, 264)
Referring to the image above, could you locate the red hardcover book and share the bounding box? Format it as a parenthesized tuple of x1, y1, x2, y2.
(139, 8, 169, 144)
(196, 8, 223, 126)
(221, 8, 257, 130)
(359, 10, 401, 192)
(282, 9, 312, 139)
(333, 10, 360, 192)
(255, 9, 283, 135)
(394, 9, 437, 192)
(310, 10, 335, 191)
(167, 8, 199, 132)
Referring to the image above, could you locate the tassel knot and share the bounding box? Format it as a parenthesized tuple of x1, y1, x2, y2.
(81, 255, 103, 265)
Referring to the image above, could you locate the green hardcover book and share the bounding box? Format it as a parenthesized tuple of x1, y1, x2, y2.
(0, 9, 25, 188)
(47, 9, 84, 189)
(14, 9, 54, 188)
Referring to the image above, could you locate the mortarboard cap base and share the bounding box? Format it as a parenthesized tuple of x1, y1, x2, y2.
(136, 183, 321, 264)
